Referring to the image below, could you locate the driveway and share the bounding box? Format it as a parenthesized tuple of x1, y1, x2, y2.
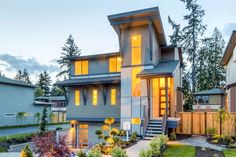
(0, 124, 70, 136)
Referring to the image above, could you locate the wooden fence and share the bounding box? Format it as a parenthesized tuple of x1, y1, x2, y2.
(177, 112, 236, 136)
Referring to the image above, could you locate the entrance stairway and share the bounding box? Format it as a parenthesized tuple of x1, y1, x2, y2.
(144, 119, 163, 140)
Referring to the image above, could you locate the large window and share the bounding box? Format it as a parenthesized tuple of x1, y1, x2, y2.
(111, 89, 116, 105)
(79, 124, 89, 148)
(74, 60, 88, 75)
(92, 89, 98, 105)
(132, 67, 141, 96)
(109, 57, 121, 72)
(131, 35, 141, 65)
(75, 90, 80, 106)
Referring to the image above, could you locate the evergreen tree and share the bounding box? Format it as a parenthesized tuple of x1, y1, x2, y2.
(37, 70, 51, 96)
(20, 144, 34, 157)
(15, 69, 31, 84)
(15, 70, 23, 81)
(35, 87, 44, 97)
(180, 0, 207, 93)
(168, 16, 182, 46)
(51, 85, 65, 96)
(196, 28, 225, 91)
(57, 34, 81, 77)
(40, 107, 48, 135)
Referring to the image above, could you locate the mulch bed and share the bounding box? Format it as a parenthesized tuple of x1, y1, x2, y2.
(196, 146, 224, 157)
(176, 134, 192, 140)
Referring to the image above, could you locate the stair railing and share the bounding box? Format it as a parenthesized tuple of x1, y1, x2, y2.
(162, 111, 167, 135)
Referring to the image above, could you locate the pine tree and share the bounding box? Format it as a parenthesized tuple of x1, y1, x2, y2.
(37, 70, 51, 96)
(20, 144, 34, 157)
(51, 85, 64, 96)
(180, 0, 207, 93)
(15, 70, 23, 81)
(40, 107, 48, 135)
(15, 69, 31, 84)
(168, 16, 182, 46)
(57, 34, 81, 77)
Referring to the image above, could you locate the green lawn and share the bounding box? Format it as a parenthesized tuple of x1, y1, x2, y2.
(161, 144, 195, 157)
(223, 149, 236, 157)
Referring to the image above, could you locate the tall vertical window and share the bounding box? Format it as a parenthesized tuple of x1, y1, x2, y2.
(79, 124, 88, 148)
(132, 67, 141, 96)
(109, 57, 121, 72)
(92, 89, 98, 105)
(75, 60, 88, 75)
(75, 90, 80, 106)
(131, 35, 141, 65)
(111, 89, 116, 105)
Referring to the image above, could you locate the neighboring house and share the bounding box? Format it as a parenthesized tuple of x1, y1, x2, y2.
(222, 30, 236, 112)
(193, 88, 225, 111)
(57, 7, 183, 147)
(0, 76, 47, 126)
(34, 96, 66, 122)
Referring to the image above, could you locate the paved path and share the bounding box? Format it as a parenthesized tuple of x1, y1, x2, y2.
(0, 124, 70, 136)
(0, 153, 20, 157)
(126, 140, 150, 157)
(168, 135, 225, 151)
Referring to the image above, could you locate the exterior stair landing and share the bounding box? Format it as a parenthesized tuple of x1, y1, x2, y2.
(144, 119, 163, 140)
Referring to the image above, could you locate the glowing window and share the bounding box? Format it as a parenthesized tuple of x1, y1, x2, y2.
(131, 35, 141, 65)
(111, 89, 116, 105)
(132, 67, 141, 96)
(75, 60, 88, 75)
(109, 57, 121, 72)
(92, 89, 98, 105)
(75, 90, 80, 106)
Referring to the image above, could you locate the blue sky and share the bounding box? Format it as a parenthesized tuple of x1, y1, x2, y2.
(0, 0, 235, 82)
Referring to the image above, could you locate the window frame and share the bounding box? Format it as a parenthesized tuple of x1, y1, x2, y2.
(74, 60, 89, 75)
(109, 57, 121, 73)
(131, 34, 142, 65)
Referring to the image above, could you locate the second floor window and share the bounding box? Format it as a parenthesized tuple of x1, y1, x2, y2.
(109, 57, 121, 72)
(92, 89, 98, 105)
(111, 89, 116, 105)
(74, 60, 88, 75)
(131, 34, 141, 65)
(75, 90, 80, 106)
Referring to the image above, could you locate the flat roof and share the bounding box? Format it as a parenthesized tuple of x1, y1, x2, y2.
(35, 96, 65, 101)
(70, 52, 120, 61)
(0, 76, 35, 88)
(194, 88, 225, 95)
(221, 31, 236, 65)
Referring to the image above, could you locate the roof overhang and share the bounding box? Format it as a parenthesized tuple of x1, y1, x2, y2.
(221, 31, 236, 65)
(108, 7, 167, 46)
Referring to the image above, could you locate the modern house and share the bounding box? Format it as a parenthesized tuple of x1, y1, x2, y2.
(35, 96, 66, 122)
(0, 76, 47, 126)
(57, 7, 183, 147)
(193, 88, 225, 111)
(222, 30, 236, 112)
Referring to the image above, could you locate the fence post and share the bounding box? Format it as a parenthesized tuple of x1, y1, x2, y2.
(191, 112, 193, 135)
(205, 112, 207, 135)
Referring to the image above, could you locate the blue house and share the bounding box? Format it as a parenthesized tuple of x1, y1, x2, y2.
(57, 7, 183, 148)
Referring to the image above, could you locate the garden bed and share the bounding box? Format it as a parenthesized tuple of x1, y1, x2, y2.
(196, 146, 224, 157)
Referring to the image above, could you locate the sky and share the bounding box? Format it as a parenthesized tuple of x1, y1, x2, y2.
(0, 0, 235, 83)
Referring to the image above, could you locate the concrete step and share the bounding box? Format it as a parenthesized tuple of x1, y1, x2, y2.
(147, 124, 162, 127)
(145, 133, 162, 137)
(146, 127, 162, 130)
(149, 121, 162, 124)
(146, 130, 162, 134)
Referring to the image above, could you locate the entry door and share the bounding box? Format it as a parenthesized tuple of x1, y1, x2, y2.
(159, 88, 170, 116)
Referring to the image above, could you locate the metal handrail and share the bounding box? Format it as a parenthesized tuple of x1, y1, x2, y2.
(162, 111, 167, 135)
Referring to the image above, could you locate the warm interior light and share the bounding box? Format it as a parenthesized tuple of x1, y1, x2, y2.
(117, 57, 122, 62)
(133, 36, 137, 40)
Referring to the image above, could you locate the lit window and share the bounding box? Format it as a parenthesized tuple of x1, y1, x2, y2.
(92, 89, 98, 105)
(75, 90, 80, 106)
(109, 57, 121, 72)
(132, 67, 141, 96)
(75, 60, 88, 75)
(79, 124, 88, 148)
(111, 89, 116, 105)
(131, 35, 141, 65)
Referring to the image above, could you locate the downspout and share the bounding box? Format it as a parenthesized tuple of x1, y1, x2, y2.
(62, 86, 68, 106)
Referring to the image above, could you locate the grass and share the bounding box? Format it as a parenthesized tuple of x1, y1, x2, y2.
(161, 144, 195, 157)
(0, 122, 69, 130)
(0, 133, 34, 142)
(223, 149, 236, 157)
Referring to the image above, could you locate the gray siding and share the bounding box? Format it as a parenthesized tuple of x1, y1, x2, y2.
(0, 83, 46, 126)
(66, 84, 121, 120)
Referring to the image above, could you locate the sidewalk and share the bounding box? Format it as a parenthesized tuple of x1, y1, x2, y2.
(126, 140, 150, 157)
(0, 153, 20, 157)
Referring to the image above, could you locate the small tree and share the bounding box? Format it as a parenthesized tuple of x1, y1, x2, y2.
(49, 113, 56, 123)
(40, 107, 48, 135)
(16, 112, 28, 124)
(20, 144, 34, 157)
(215, 107, 230, 139)
(35, 87, 44, 97)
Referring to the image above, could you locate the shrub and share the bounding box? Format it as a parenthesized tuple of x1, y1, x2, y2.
(223, 136, 233, 146)
(77, 149, 86, 157)
(149, 137, 161, 156)
(20, 144, 34, 157)
(170, 131, 177, 141)
(206, 128, 216, 139)
(139, 148, 152, 157)
(87, 149, 102, 157)
(111, 146, 128, 157)
(130, 131, 138, 143)
(0, 146, 7, 152)
(159, 135, 169, 146)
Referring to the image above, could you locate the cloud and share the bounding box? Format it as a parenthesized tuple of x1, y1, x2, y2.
(223, 23, 236, 37)
(0, 54, 59, 74)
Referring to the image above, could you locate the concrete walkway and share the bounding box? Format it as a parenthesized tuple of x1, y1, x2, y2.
(126, 140, 150, 157)
(168, 135, 225, 151)
(0, 153, 20, 157)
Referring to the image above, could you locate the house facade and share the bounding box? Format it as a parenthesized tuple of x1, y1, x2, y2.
(0, 76, 47, 126)
(57, 7, 183, 147)
(222, 30, 236, 112)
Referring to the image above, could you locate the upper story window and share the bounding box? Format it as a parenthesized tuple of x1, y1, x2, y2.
(109, 57, 121, 72)
(75, 90, 80, 106)
(74, 60, 88, 75)
(92, 89, 98, 105)
(131, 35, 141, 65)
(111, 89, 117, 105)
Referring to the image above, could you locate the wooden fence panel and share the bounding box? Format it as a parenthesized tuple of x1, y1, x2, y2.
(177, 112, 236, 136)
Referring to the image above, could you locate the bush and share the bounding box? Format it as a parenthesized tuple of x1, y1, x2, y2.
(87, 149, 102, 157)
(206, 128, 216, 139)
(170, 131, 177, 141)
(0, 146, 7, 152)
(130, 131, 138, 143)
(77, 149, 86, 157)
(139, 148, 152, 157)
(20, 144, 34, 157)
(223, 136, 234, 146)
(149, 137, 161, 156)
(111, 146, 128, 157)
